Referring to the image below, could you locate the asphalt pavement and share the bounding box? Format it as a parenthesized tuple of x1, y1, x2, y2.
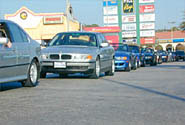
(0, 61, 185, 125)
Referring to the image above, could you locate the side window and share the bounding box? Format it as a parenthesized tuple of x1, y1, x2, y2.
(19, 28, 29, 43)
(97, 34, 103, 45)
(7, 23, 23, 43)
(100, 34, 108, 43)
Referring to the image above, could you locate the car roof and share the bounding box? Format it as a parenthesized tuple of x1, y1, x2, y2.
(57, 31, 100, 35)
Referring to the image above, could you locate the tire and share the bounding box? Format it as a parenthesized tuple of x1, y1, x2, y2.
(132, 59, 137, 70)
(142, 60, 146, 67)
(22, 59, 39, 87)
(137, 60, 141, 68)
(125, 61, 131, 72)
(105, 58, 115, 76)
(90, 57, 100, 79)
(40, 71, 47, 78)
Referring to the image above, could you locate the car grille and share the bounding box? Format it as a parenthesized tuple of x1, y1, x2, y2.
(61, 55, 72, 60)
(50, 54, 60, 59)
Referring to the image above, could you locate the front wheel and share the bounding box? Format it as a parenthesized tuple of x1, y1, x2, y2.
(21, 59, 39, 87)
(90, 57, 100, 79)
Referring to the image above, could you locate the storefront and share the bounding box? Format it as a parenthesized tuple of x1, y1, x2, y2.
(5, 7, 80, 43)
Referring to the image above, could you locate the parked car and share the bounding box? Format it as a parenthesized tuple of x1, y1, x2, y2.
(40, 32, 115, 79)
(175, 50, 185, 61)
(142, 48, 157, 66)
(0, 20, 41, 87)
(112, 43, 137, 71)
(155, 51, 163, 64)
(159, 51, 168, 62)
(128, 45, 142, 68)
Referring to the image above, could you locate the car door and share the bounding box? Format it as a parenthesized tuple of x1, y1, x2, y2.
(0, 22, 18, 81)
(100, 34, 112, 68)
(7, 22, 31, 77)
(97, 34, 109, 70)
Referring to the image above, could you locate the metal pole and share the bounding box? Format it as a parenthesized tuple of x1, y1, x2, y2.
(117, 0, 122, 43)
(136, 0, 140, 45)
(66, 0, 69, 31)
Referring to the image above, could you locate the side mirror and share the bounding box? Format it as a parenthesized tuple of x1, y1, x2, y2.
(100, 43, 109, 48)
(0, 37, 8, 44)
(41, 40, 47, 47)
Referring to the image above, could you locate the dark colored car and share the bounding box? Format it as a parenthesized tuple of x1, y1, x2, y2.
(142, 48, 157, 66)
(112, 44, 137, 71)
(175, 51, 185, 61)
(159, 51, 168, 62)
(128, 45, 144, 68)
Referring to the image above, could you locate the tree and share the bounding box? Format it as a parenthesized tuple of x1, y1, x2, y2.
(179, 22, 185, 31)
(85, 24, 99, 27)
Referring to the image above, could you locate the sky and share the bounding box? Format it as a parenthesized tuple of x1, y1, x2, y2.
(0, 0, 184, 30)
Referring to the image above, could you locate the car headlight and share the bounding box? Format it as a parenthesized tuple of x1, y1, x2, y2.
(115, 56, 127, 60)
(73, 54, 93, 60)
(145, 56, 152, 59)
(41, 54, 49, 60)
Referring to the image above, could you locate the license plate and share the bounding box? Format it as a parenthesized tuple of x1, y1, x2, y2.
(54, 62, 66, 68)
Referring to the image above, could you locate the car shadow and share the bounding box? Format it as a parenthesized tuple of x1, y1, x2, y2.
(0, 82, 22, 92)
(102, 78, 185, 102)
(152, 64, 185, 69)
(43, 73, 105, 80)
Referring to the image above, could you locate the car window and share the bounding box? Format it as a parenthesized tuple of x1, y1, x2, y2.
(49, 33, 97, 47)
(19, 29, 29, 42)
(7, 23, 23, 43)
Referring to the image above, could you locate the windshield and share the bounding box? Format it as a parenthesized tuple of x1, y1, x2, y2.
(114, 45, 128, 52)
(49, 33, 97, 47)
(128, 46, 139, 53)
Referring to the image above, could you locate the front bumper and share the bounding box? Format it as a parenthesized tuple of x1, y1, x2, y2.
(41, 61, 95, 74)
(115, 60, 129, 70)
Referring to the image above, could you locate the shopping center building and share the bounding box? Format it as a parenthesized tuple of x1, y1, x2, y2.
(155, 31, 185, 51)
(5, 7, 80, 43)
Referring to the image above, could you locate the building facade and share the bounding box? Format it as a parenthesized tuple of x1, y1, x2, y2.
(5, 7, 80, 43)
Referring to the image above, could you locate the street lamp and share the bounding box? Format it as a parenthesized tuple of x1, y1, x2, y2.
(168, 21, 176, 43)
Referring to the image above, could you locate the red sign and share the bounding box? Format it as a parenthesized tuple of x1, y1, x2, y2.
(139, 5, 155, 13)
(105, 35, 119, 44)
(140, 37, 155, 44)
(83, 26, 120, 33)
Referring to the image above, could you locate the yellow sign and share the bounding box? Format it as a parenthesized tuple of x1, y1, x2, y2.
(20, 11, 28, 20)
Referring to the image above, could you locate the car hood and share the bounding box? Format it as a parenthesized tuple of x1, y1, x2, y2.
(41, 45, 99, 54)
(144, 53, 153, 56)
(115, 51, 129, 57)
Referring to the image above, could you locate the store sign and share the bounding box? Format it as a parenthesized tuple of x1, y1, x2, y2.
(103, 0, 118, 6)
(122, 31, 136, 38)
(173, 39, 185, 43)
(103, 6, 118, 15)
(122, 23, 136, 30)
(123, 0, 134, 13)
(83, 26, 120, 33)
(140, 14, 155, 22)
(105, 35, 119, 43)
(43, 16, 63, 24)
(139, 5, 155, 13)
(140, 30, 155, 37)
(140, 37, 155, 44)
(122, 15, 136, 23)
(139, 0, 154, 3)
(104, 16, 118, 24)
(123, 39, 137, 43)
(140, 23, 155, 30)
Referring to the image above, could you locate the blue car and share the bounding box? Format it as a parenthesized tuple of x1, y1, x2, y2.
(112, 44, 137, 71)
(128, 45, 142, 68)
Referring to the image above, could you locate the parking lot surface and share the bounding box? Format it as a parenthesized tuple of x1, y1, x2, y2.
(1, 62, 185, 125)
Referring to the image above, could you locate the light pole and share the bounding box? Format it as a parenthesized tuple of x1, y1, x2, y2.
(168, 21, 176, 43)
(117, 0, 122, 43)
(66, 0, 70, 32)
